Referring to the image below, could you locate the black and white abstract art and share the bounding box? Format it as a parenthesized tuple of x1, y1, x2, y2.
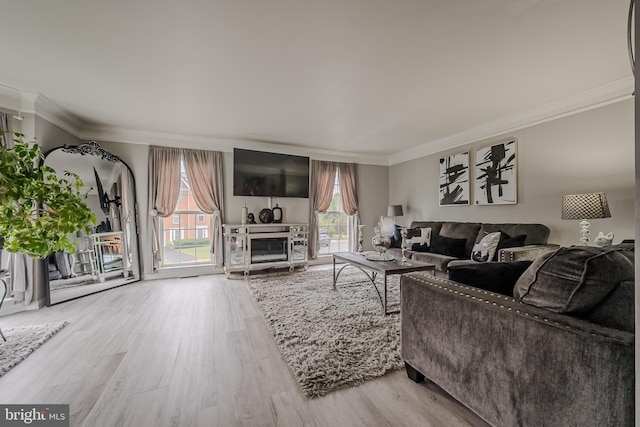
(475, 139, 517, 205)
(439, 151, 469, 206)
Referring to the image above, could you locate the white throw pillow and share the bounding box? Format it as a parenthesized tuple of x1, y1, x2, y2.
(410, 227, 431, 247)
(471, 231, 501, 262)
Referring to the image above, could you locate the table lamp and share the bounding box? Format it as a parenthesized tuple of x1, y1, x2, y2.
(561, 192, 611, 245)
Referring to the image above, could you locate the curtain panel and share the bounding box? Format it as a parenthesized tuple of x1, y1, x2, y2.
(147, 146, 181, 270)
(182, 149, 225, 267)
(308, 161, 338, 259)
(338, 163, 360, 252)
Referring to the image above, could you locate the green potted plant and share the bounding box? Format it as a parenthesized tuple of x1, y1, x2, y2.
(0, 131, 96, 259)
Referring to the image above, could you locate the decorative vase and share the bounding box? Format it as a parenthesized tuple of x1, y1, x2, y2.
(241, 204, 248, 225)
(259, 208, 274, 224)
(371, 226, 392, 260)
(272, 204, 282, 223)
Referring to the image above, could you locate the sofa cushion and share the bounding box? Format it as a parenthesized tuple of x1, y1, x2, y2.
(448, 260, 533, 297)
(429, 235, 467, 258)
(409, 221, 443, 238)
(514, 246, 634, 314)
(476, 223, 550, 246)
(470, 231, 501, 262)
(580, 280, 635, 333)
(440, 222, 481, 257)
(410, 251, 457, 272)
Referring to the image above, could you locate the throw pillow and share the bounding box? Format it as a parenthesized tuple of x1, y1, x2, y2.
(389, 225, 402, 248)
(409, 227, 431, 247)
(494, 232, 527, 260)
(429, 235, 467, 258)
(470, 231, 501, 262)
(497, 232, 527, 249)
(411, 243, 430, 252)
(448, 260, 533, 297)
(513, 246, 635, 314)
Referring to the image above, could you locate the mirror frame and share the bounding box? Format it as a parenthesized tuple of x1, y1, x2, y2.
(42, 141, 141, 305)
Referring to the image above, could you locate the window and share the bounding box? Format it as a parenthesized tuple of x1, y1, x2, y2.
(196, 226, 208, 238)
(318, 172, 350, 255)
(160, 160, 213, 266)
(169, 229, 183, 242)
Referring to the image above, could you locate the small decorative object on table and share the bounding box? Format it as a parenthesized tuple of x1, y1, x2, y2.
(371, 226, 393, 261)
(357, 224, 365, 253)
(399, 227, 411, 266)
(594, 232, 614, 247)
(247, 213, 256, 224)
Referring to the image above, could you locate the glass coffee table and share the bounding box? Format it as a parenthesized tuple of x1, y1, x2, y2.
(332, 252, 436, 315)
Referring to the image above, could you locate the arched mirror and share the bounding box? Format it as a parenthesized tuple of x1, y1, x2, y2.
(43, 141, 141, 305)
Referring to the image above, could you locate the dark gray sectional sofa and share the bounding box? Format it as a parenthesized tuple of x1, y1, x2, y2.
(387, 221, 559, 276)
(400, 245, 635, 426)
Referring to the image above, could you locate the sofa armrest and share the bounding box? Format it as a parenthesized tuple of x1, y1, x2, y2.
(498, 244, 559, 262)
(400, 273, 634, 427)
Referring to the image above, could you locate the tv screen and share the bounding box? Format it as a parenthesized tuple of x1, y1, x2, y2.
(233, 148, 310, 198)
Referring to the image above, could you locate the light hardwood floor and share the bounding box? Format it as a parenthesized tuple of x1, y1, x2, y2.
(0, 269, 489, 427)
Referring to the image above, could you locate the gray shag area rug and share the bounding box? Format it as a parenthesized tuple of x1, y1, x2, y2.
(247, 268, 403, 397)
(0, 321, 68, 377)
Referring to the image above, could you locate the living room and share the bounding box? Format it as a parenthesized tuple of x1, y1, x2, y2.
(0, 1, 638, 426)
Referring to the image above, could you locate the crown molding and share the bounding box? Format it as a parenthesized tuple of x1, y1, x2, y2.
(0, 86, 84, 136)
(0, 84, 22, 112)
(29, 93, 83, 137)
(80, 125, 390, 165)
(387, 77, 635, 165)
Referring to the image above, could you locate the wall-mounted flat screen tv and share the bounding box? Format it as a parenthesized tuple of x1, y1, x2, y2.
(233, 148, 310, 198)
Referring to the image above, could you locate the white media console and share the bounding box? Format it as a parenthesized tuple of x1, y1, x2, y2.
(222, 223, 309, 276)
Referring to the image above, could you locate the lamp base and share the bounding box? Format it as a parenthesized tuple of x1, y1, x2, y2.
(579, 219, 590, 246)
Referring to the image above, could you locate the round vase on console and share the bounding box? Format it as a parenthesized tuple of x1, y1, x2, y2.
(259, 208, 274, 224)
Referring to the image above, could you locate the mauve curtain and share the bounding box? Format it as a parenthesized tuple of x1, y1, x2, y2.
(147, 146, 181, 270)
(308, 161, 338, 259)
(338, 163, 360, 252)
(182, 148, 225, 267)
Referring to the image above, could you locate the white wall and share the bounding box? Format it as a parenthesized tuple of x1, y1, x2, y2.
(389, 99, 634, 247)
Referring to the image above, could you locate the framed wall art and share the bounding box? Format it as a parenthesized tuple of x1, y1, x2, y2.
(439, 151, 469, 206)
(475, 139, 517, 205)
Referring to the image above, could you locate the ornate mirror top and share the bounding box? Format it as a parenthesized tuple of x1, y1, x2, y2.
(62, 141, 122, 163)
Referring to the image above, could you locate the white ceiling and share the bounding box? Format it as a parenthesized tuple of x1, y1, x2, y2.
(0, 0, 634, 164)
